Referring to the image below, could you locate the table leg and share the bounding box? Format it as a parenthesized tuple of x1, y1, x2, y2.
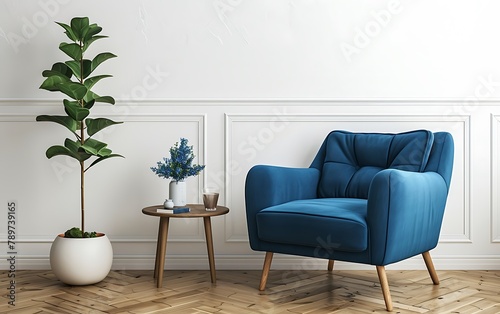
(156, 216, 169, 288)
(203, 217, 216, 284)
(153, 217, 165, 279)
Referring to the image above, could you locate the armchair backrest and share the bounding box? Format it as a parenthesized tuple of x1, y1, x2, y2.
(423, 131, 454, 190)
(310, 130, 436, 199)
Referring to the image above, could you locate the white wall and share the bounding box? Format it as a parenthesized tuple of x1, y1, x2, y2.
(1, 0, 499, 270)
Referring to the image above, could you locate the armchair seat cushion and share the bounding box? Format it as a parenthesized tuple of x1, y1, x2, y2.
(256, 198, 368, 252)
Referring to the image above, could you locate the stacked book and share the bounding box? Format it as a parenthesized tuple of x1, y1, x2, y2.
(157, 207, 191, 214)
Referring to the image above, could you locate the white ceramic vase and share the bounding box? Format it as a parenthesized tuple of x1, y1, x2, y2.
(169, 180, 186, 206)
(49, 233, 113, 285)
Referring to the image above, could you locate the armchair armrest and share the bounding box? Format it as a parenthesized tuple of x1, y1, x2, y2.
(245, 165, 320, 250)
(367, 169, 449, 265)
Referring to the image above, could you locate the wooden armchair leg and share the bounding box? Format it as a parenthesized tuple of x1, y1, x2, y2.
(259, 252, 273, 291)
(376, 266, 393, 312)
(327, 260, 334, 271)
(422, 251, 440, 285)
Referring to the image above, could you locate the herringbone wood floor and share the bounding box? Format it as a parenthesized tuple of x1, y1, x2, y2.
(1, 269, 499, 313)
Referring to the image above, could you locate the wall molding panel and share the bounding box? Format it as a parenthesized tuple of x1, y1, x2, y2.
(492, 114, 500, 243)
(225, 113, 470, 244)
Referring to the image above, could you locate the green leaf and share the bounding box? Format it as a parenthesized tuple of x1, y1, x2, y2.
(83, 35, 107, 52)
(86, 154, 124, 171)
(84, 75, 112, 90)
(63, 99, 89, 121)
(70, 17, 89, 40)
(81, 138, 107, 155)
(86, 118, 122, 137)
(68, 139, 93, 161)
(59, 42, 82, 61)
(40, 76, 69, 92)
(57, 82, 88, 100)
(95, 95, 115, 104)
(99, 148, 112, 156)
(83, 91, 115, 106)
(56, 22, 77, 41)
(63, 138, 81, 152)
(82, 61, 92, 79)
(65, 59, 92, 79)
(65, 60, 80, 78)
(83, 23, 102, 42)
(83, 99, 95, 110)
(91, 52, 116, 72)
(36, 115, 78, 133)
(42, 62, 72, 78)
(83, 90, 98, 104)
(46, 145, 81, 160)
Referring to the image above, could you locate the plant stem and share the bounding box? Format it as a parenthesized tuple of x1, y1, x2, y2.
(80, 159, 85, 235)
(79, 38, 85, 236)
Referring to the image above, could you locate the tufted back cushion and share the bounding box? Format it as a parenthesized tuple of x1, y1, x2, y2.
(316, 130, 434, 199)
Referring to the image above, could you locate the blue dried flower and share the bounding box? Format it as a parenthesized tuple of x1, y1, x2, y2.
(151, 138, 205, 182)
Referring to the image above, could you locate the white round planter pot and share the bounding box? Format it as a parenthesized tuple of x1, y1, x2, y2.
(50, 233, 113, 285)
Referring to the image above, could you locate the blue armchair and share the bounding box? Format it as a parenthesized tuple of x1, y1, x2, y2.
(245, 130, 453, 311)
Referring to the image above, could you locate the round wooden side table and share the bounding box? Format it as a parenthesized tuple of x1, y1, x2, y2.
(142, 204, 229, 288)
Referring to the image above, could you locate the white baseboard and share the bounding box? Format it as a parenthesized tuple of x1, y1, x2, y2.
(3, 254, 500, 271)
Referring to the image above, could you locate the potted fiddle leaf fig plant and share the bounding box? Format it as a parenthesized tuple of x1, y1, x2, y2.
(36, 16, 122, 285)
